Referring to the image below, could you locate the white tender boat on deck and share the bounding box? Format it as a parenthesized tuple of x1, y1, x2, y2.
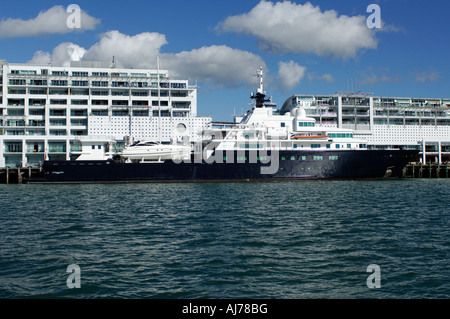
(120, 140, 191, 162)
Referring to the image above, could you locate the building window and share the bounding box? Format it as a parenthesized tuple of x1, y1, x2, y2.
(30, 80, 47, 86)
(92, 72, 109, 77)
(299, 122, 315, 127)
(72, 80, 89, 87)
(51, 80, 68, 86)
(72, 71, 89, 77)
(9, 79, 26, 85)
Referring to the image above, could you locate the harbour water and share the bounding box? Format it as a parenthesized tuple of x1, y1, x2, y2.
(0, 179, 449, 299)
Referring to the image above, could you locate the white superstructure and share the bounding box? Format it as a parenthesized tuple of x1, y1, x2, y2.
(203, 68, 368, 158)
(0, 59, 211, 167)
(281, 93, 450, 163)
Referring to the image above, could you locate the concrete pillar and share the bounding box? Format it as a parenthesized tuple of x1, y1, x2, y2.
(22, 139, 27, 167)
(422, 140, 426, 164)
(438, 141, 442, 164)
(66, 139, 71, 161)
(338, 96, 343, 128)
(0, 138, 4, 168)
(17, 168, 22, 184)
(369, 97, 374, 131)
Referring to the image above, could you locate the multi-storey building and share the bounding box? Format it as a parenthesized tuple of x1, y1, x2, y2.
(0, 59, 211, 167)
(280, 93, 450, 163)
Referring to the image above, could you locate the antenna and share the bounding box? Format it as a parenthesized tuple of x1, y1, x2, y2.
(110, 56, 116, 68)
(251, 67, 271, 108)
(256, 67, 265, 94)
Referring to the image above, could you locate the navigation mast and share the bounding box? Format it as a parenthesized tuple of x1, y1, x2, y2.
(251, 67, 271, 108)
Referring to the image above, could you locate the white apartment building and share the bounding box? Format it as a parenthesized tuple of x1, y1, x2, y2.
(281, 93, 450, 163)
(0, 59, 211, 167)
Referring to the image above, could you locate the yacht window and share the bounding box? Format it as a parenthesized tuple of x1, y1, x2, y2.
(281, 123, 286, 127)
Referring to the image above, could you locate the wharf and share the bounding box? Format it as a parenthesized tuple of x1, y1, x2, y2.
(0, 167, 43, 184)
(403, 163, 450, 178)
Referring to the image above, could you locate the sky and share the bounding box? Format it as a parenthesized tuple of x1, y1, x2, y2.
(0, 0, 449, 121)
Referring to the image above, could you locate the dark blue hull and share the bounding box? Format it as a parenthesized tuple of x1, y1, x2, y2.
(27, 150, 419, 183)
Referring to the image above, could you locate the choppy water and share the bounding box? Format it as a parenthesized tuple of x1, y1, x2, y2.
(0, 179, 449, 299)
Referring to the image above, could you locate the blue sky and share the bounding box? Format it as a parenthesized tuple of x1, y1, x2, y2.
(0, 0, 449, 121)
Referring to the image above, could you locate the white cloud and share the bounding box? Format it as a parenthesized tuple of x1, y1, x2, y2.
(0, 5, 100, 38)
(161, 45, 266, 88)
(307, 72, 334, 83)
(360, 72, 402, 85)
(217, 0, 378, 58)
(27, 31, 266, 89)
(415, 70, 440, 83)
(82, 31, 167, 68)
(27, 51, 51, 65)
(277, 61, 306, 91)
(28, 43, 87, 67)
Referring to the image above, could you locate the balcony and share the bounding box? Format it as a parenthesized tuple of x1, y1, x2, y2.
(47, 142, 67, 152)
(28, 120, 45, 127)
(26, 143, 45, 153)
(4, 143, 23, 153)
(5, 120, 25, 127)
